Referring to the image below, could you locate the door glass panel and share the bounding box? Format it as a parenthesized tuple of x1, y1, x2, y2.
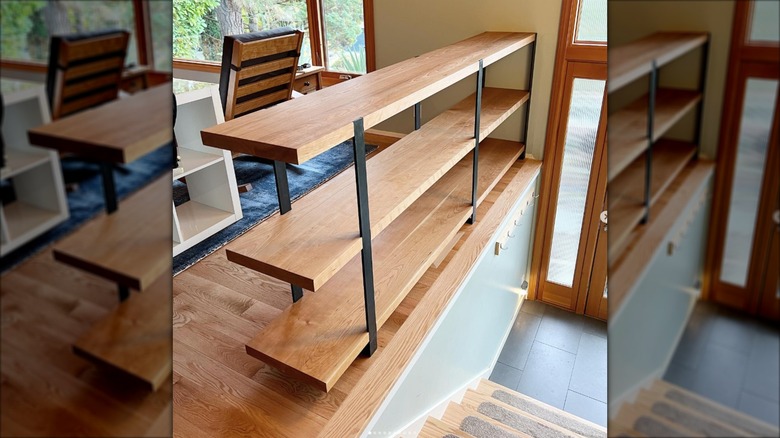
(720, 78, 778, 287)
(321, 0, 366, 73)
(548, 78, 605, 287)
(749, 1, 780, 43)
(575, 0, 607, 43)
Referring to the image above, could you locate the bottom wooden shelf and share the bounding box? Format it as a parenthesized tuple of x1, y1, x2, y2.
(245, 138, 526, 392)
(609, 139, 697, 259)
(609, 159, 715, 313)
(73, 274, 171, 391)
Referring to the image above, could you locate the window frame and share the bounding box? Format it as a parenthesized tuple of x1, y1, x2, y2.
(0, 0, 157, 73)
(171, 0, 376, 77)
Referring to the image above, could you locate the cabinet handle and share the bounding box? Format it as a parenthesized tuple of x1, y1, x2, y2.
(304, 81, 311, 87)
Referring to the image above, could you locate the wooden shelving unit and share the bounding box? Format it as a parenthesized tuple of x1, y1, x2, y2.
(172, 79, 242, 257)
(0, 78, 69, 257)
(202, 31, 537, 391)
(608, 31, 713, 309)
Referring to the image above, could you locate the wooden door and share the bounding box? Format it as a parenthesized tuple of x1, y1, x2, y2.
(584, 191, 608, 320)
(706, 1, 780, 319)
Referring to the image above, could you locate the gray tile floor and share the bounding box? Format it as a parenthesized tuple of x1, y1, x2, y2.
(664, 301, 780, 426)
(489, 300, 608, 427)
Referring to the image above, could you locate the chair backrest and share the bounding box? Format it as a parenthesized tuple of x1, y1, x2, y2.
(218, 28, 303, 121)
(46, 30, 129, 120)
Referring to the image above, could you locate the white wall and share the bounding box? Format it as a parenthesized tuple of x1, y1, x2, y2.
(372, 0, 563, 159)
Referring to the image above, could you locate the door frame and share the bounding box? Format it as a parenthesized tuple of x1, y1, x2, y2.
(703, 0, 780, 312)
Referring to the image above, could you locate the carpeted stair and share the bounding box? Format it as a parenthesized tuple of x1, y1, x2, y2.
(611, 379, 780, 437)
(419, 379, 607, 438)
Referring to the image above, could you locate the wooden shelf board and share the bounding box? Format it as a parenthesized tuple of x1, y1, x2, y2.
(244, 139, 525, 392)
(1, 200, 66, 242)
(609, 88, 701, 181)
(0, 148, 52, 180)
(610, 160, 714, 313)
(609, 139, 697, 259)
(201, 31, 535, 164)
(609, 32, 708, 93)
(53, 177, 171, 291)
(225, 87, 529, 292)
(174, 147, 224, 180)
(73, 274, 171, 391)
(174, 200, 236, 243)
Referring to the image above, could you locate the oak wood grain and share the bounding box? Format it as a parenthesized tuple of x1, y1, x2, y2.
(201, 32, 535, 164)
(52, 176, 171, 291)
(226, 87, 529, 291)
(28, 84, 173, 163)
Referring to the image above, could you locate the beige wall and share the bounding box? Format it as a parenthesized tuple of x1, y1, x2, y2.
(609, 0, 735, 159)
(373, 0, 563, 159)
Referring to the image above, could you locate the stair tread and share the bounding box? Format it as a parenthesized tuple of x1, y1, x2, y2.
(419, 417, 477, 438)
(461, 389, 587, 438)
(225, 88, 529, 292)
(651, 380, 780, 437)
(443, 401, 532, 438)
(636, 388, 755, 437)
(477, 379, 606, 436)
(72, 274, 171, 391)
(616, 402, 699, 437)
(245, 142, 534, 392)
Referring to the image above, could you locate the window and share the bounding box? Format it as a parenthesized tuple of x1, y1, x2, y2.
(172, 0, 372, 74)
(0, 1, 170, 72)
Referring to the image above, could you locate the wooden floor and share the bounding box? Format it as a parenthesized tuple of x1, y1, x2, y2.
(0, 246, 172, 437)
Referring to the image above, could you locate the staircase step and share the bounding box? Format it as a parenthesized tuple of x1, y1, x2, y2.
(245, 141, 532, 391)
(649, 380, 779, 437)
(476, 379, 606, 438)
(635, 388, 753, 437)
(419, 417, 477, 438)
(72, 274, 171, 391)
(616, 402, 697, 437)
(442, 402, 532, 438)
(460, 389, 584, 438)
(225, 87, 529, 292)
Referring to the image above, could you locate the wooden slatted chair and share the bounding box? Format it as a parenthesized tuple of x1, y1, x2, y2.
(218, 28, 304, 193)
(46, 30, 130, 120)
(218, 27, 304, 121)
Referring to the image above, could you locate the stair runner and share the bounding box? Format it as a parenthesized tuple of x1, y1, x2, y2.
(611, 379, 780, 437)
(419, 379, 607, 438)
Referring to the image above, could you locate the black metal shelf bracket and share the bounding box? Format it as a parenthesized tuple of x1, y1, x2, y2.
(414, 102, 422, 130)
(468, 60, 485, 225)
(521, 38, 538, 160)
(271, 160, 305, 302)
(353, 117, 378, 357)
(118, 284, 129, 302)
(694, 36, 710, 159)
(642, 60, 659, 224)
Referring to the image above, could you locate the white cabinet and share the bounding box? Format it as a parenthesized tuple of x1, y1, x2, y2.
(172, 79, 241, 256)
(1, 78, 68, 257)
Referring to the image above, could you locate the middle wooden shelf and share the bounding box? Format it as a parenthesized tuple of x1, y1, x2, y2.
(225, 87, 530, 291)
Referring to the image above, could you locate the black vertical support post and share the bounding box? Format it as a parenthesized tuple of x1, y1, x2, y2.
(272, 160, 303, 302)
(642, 61, 658, 224)
(468, 60, 485, 225)
(353, 118, 377, 356)
(521, 38, 537, 160)
(693, 37, 710, 159)
(414, 102, 421, 130)
(100, 163, 118, 214)
(118, 285, 129, 302)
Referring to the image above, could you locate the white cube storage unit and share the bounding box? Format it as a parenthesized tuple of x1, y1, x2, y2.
(173, 79, 242, 256)
(1, 78, 69, 257)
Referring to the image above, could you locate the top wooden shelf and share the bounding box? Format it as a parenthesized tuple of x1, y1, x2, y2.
(200, 31, 535, 164)
(608, 32, 708, 93)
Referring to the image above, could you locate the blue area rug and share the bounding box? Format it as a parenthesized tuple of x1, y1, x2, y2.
(173, 141, 376, 275)
(0, 146, 173, 274)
